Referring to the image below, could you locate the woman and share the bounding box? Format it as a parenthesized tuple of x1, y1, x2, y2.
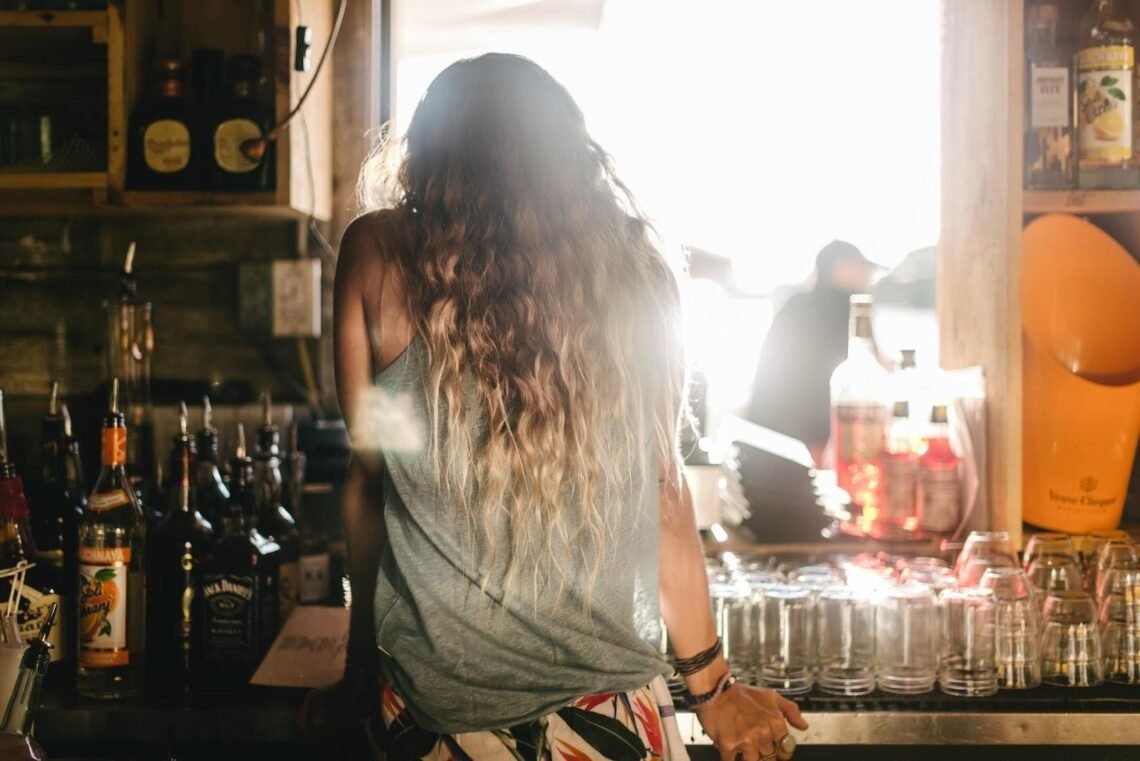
(319, 53, 806, 760)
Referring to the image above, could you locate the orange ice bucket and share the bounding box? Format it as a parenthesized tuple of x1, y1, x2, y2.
(1021, 214, 1140, 534)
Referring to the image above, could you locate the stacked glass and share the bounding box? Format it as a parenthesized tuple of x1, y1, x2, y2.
(979, 567, 1041, 689)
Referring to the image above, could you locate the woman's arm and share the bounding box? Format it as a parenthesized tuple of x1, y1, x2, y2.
(659, 470, 807, 761)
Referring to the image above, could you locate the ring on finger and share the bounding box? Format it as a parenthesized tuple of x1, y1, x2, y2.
(778, 734, 797, 755)
(761, 754, 777, 761)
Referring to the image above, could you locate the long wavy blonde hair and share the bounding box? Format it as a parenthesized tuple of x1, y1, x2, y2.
(360, 54, 684, 597)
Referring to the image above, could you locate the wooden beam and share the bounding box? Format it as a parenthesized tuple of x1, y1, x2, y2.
(938, 0, 1024, 544)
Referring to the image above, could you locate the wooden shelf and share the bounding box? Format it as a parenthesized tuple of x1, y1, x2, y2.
(117, 190, 305, 218)
(0, 10, 106, 29)
(0, 171, 106, 190)
(1023, 189, 1140, 215)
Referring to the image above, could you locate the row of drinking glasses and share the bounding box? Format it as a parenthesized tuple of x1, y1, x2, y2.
(699, 530, 1140, 695)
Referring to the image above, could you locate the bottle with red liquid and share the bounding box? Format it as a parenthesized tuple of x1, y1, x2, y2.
(918, 403, 961, 533)
(829, 295, 890, 517)
(882, 400, 920, 528)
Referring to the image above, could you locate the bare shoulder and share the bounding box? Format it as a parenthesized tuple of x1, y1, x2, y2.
(337, 208, 408, 285)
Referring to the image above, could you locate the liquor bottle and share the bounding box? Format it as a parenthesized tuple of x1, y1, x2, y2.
(77, 378, 147, 699)
(209, 54, 274, 192)
(1026, 0, 1075, 189)
(194, 396, 230, 530)
(286, 425, 329, 605)
(829, 295, 889, 516)
(253, 394, 299, 625)
(882, 401, 920, 528)
(918, 404, 961, 533)
(127, 59, 198, 190)
(26, 382, 78, 664)
(0, 603, 56, 761)
(196, 424, 280, 688)
(104, 242, 157, 523)
(1077, 0, 1136, 187)
(148, 403, 213, 693)
(60, 404, 87, 510)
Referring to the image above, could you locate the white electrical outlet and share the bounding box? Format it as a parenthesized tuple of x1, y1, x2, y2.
(272, 259, 321, 338)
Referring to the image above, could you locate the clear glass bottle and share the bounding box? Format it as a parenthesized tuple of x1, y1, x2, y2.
(1026, 0, 1076, 189)
(147, 403, 213, 694)
(77, 379, 147, 699)
(253, 394, 299, 626)
(1077, 0, 1137, 187)
(829, 295, 889, 517)
(918, 404, 961, 534)
(882, 401, 920, 528)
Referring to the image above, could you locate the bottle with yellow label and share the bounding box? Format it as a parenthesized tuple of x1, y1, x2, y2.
(128, 59, 198, 191)
(1077, 0, 1138, 187)
(77, 379, 146, 699)
(209, 55, 275, 192)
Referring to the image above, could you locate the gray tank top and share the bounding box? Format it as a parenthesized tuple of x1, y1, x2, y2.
(371, 334, 671, 733)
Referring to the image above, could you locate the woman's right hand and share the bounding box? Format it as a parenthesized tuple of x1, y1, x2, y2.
(693, 682, 808, 761)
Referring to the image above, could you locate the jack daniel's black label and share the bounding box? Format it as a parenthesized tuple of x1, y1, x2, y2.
(202, 574, 256, 659)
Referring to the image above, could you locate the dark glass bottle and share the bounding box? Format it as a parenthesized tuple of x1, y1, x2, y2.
(196, 424, 280, 689)
(127, 59, 197, 190)
(253, 394, 299, 626)
(77, 379, 147, 699)
(148, 403, 213, 694)
(285, 425, 329, 605)
(209, 55, 274, 192)
(29, 382, 81, 665)
(194, 396, 230, 530)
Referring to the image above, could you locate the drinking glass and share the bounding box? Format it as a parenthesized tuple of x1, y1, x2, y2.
(816, 586, 876, 696)
(1082, 531, 1131, 591)
(979, 568, 1041, 690)
(876, 582, 939, 694)
(1096, 554, 1140, 607)
(1100, 566, 1140, 684)
(710, 581, 753, 679)
(1092, 540, 1137, 599)
(938, 587, 998, 696)
(1041, 591, 1103, 687)
(756, 584, 814, 696)
(1022, 534, 1079, 570)
(1026, 555, 1083, 606)
(955, 531, 1017, 578)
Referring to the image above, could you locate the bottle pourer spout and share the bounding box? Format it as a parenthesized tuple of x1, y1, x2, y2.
(236, 423, 247, 460)
(48, 380, 59, 416)
(178, 401, 189, 434)
(124, 241, 136, 275)
(61, 403, 73, 438)
(109, 378, 120, 415)
(261, 392, 272, 426)
(202, 395, 213, 431)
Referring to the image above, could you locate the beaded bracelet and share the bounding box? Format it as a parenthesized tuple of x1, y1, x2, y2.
(686, 670, 737, 709)
(674, 636, 724, 676)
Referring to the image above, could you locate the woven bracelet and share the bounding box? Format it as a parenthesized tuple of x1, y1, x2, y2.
(674, 636, 724, 676)
(687, 670, 737, 709)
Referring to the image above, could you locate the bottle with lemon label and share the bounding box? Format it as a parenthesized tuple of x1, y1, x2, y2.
(1078, 0, 1137, 185)
(77, 380, 146, 699)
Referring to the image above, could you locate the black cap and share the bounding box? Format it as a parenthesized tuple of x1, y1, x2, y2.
(815, 240, 884, 279)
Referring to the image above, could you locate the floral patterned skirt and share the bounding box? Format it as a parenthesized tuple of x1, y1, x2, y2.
(371, 676, 689, 761)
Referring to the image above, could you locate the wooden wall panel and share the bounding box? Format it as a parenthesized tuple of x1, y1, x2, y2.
(939, 0, 1024, 544)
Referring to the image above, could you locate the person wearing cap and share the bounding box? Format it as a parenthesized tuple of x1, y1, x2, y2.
(747, 240, 881, 464)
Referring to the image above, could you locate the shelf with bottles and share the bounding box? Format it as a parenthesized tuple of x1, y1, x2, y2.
(1023, 188, 1140, 213)
(110, 0, 333, 218)
(0, 10, 107, 34)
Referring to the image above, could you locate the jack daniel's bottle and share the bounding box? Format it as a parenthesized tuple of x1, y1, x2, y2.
(196, 424, 280, 688)
(128, 59, 197, 190)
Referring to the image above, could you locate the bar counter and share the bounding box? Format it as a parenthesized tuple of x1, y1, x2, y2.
(32, 682, 1140, 752)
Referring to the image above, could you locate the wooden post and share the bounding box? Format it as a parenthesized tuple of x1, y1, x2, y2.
(938, 0, 1024, 544)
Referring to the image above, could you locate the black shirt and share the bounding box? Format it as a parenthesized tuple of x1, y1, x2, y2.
(746, 285, 852, 450)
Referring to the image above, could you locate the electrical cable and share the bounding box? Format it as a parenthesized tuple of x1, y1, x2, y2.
(240, 0, 348, 163)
